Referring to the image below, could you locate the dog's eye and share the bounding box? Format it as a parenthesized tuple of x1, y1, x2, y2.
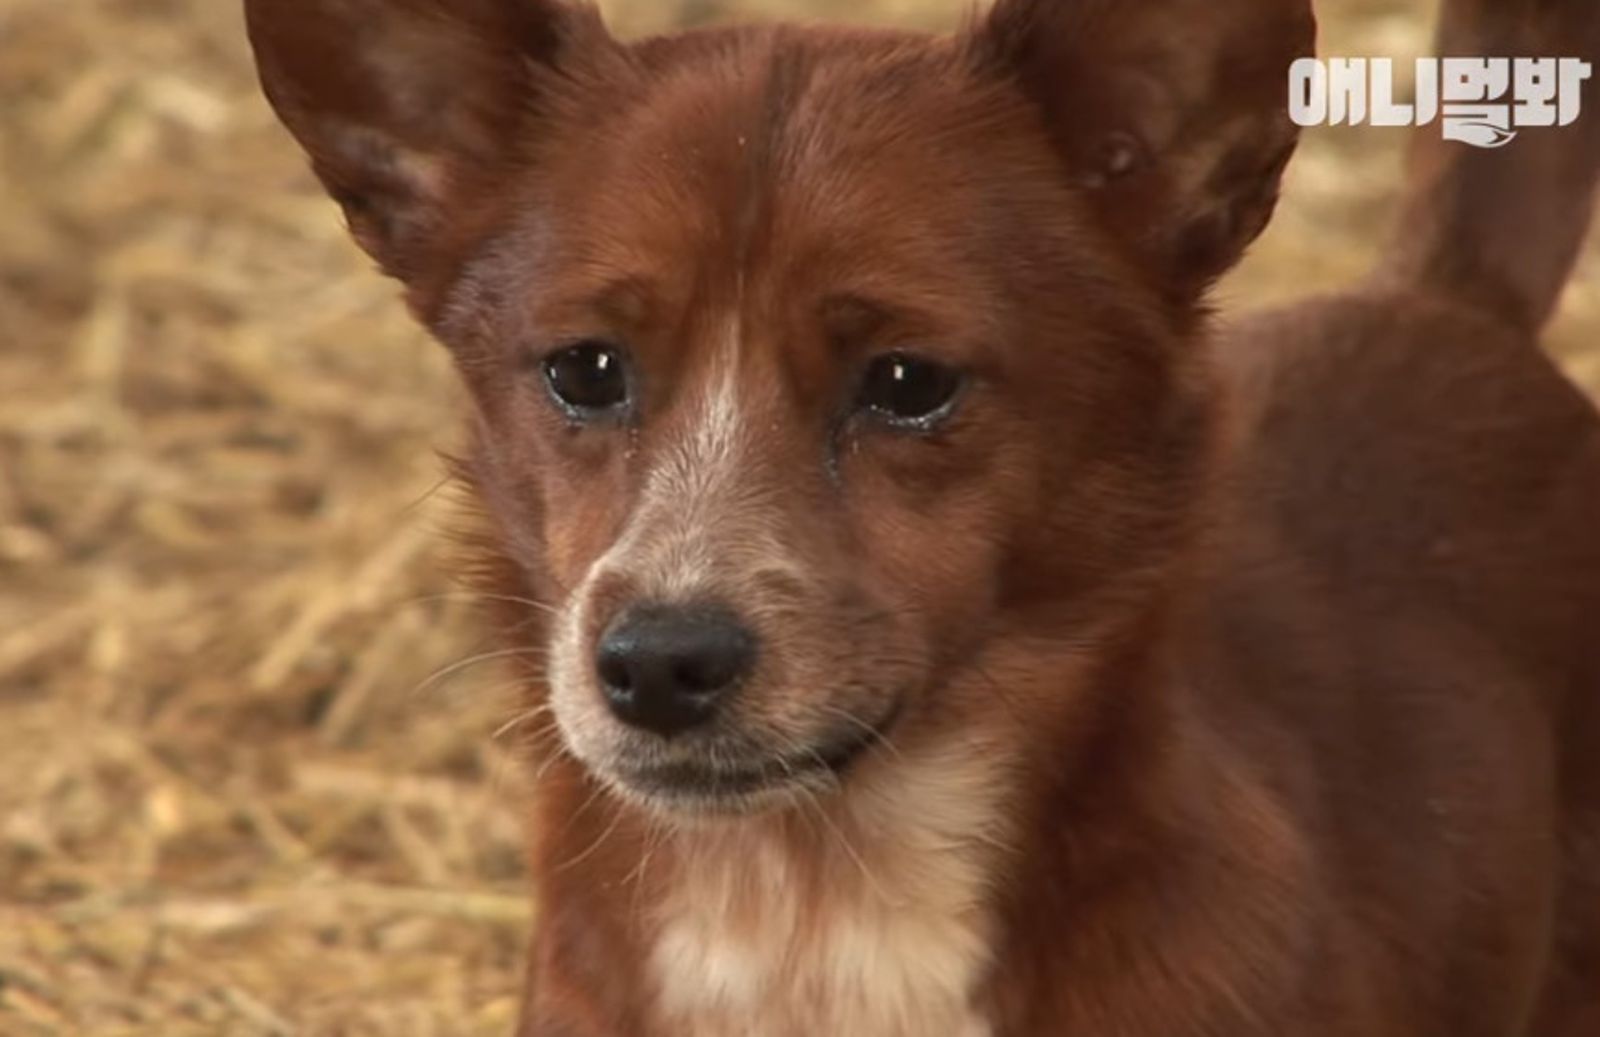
(858, 354, 963, 426)
(543, 341, 629, 416)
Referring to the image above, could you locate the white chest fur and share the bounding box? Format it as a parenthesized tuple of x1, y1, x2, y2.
(647, 748, 1009, 1037)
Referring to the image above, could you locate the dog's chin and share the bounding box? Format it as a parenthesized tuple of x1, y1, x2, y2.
(598, 723, 888, 821)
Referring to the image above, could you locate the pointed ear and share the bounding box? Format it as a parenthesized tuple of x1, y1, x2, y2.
(245, 0, 611, 290)
(972, 0, 1315, 302)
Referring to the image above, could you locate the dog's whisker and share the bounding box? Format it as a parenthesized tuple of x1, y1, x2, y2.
(529, 746, 572, 785)
(814, 702, 904, 762)
(411, 646, 546, 699)
(401, 591, 563, 617)
(626, 814, 671, 928)
(782, 741, 890, 904)
(555, 797, 627, 873)
(494, 704, 559, 742)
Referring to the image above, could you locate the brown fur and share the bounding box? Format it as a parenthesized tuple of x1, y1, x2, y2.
(244, 0, 1600, 1033)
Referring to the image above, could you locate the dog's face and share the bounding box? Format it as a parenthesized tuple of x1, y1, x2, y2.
(455, 35, 1186, 815)
(247, 0, 1312, 816)
(464, 37, 1165, 815)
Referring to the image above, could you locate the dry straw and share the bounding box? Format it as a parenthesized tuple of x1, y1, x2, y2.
(0, 0, 1593, 1033)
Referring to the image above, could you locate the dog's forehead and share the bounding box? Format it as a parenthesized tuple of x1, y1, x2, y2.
(502, 29, 1041, 370)
(537, 29, 1011, 276)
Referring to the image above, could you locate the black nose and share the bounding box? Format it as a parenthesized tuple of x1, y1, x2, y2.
(595, 605, 756, 737)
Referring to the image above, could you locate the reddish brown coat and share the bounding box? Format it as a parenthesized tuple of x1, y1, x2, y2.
(244, 1, 1600, 1033)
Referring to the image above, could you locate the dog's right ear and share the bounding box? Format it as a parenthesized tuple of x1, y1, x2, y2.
(245, 0, 611, 293)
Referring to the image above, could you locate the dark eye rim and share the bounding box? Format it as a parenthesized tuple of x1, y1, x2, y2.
(856, 351, 968, 431)
(538, 338, 634, 422)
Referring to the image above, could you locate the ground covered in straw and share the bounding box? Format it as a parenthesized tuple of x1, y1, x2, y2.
(1, 0, 1595, 1034)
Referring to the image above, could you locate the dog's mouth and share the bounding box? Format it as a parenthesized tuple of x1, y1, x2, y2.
(609, 705, 900, 815)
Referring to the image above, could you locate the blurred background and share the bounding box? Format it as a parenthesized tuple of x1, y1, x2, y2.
(0, 0, 1595, 1034)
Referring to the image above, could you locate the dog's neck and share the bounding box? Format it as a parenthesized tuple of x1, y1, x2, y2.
(642, 734, 1013, 1037)
(632, 626, 1189, 1037)
(521, 584, 1211, 1036)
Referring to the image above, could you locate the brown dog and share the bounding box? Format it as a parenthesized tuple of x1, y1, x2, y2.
(244, 0, 1600, 1033)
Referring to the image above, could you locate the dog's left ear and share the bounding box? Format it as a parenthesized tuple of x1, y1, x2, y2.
(972, 0, 1316, 302)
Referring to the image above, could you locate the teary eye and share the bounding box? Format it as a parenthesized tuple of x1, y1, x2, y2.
(857, 353, 964, 427)
(542, 341, 630, 416)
